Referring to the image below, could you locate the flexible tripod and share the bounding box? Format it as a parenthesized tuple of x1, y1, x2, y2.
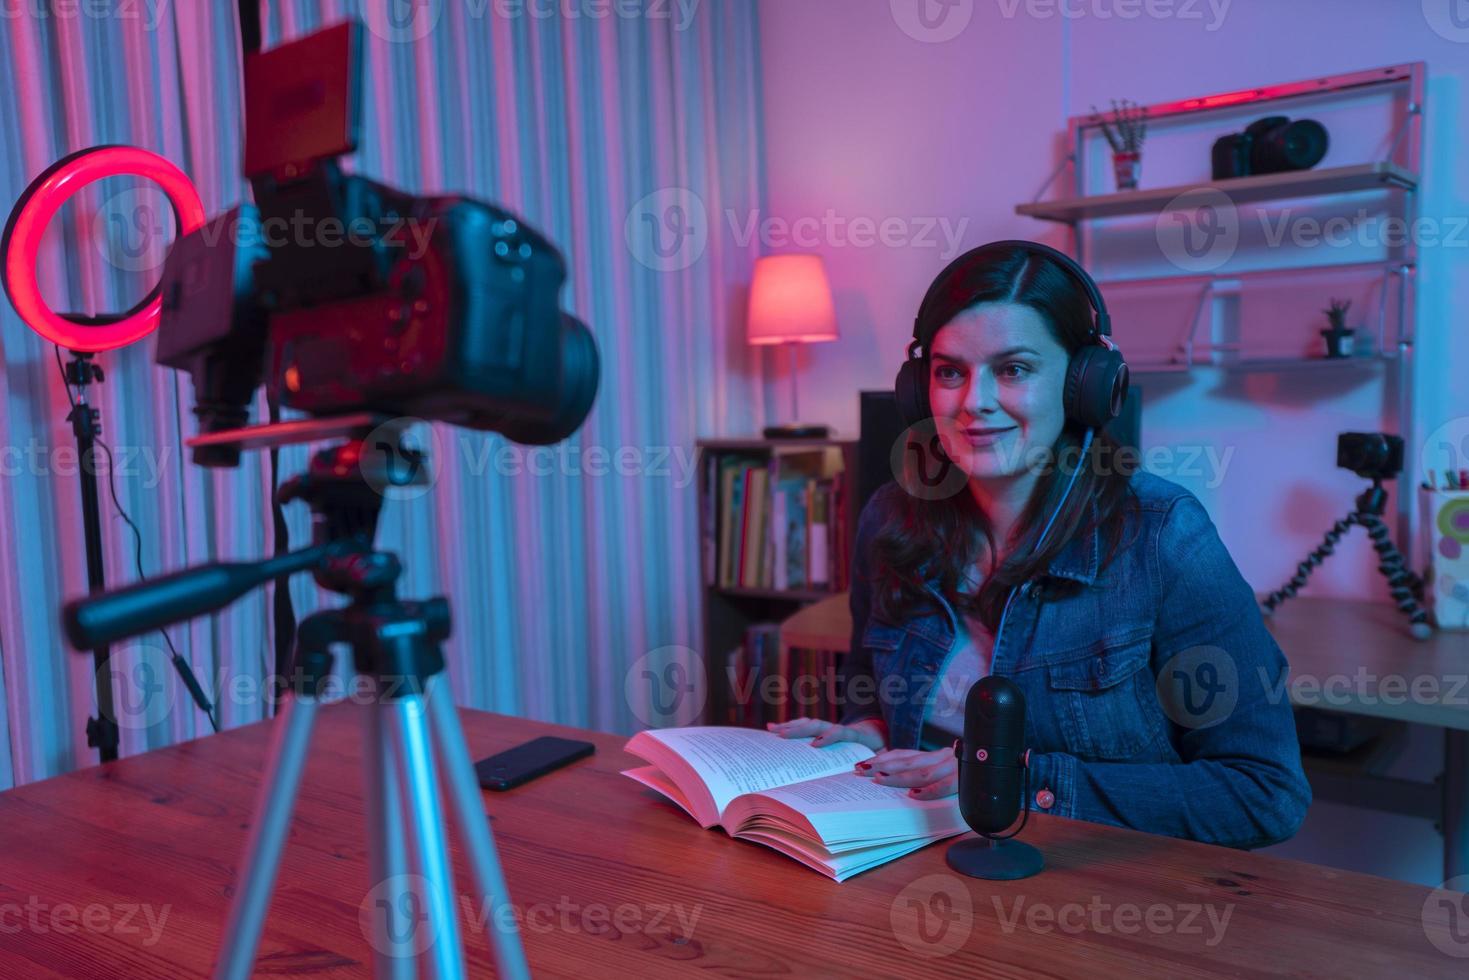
(1261, 477, 1431, 640)
(213, 443, 531, 979)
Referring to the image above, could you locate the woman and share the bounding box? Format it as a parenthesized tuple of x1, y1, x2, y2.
(769, 241, 1310, 850)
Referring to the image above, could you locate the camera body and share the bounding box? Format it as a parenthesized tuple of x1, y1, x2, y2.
(154, 20, 597, 466)
(1211, 115, 1329, 180)
(1337, 432, 1403, 481)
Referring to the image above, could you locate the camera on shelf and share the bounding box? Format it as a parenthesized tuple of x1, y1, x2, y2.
(1337, 432, 1404, 481)
(1211, 115, 1328, 180)
(155, 21, 598, 467)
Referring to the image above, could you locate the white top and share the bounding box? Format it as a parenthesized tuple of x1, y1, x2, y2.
(926, 564, 995, 741)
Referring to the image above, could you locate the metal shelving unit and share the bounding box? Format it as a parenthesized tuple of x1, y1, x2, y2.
(1018, 62, 1425, 561)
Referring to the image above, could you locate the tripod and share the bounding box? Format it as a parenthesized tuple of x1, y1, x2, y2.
(1261, 477, 1431, 640)
(211, 443, 531, 979)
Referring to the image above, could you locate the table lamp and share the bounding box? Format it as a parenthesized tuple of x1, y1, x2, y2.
(747, 254, 839, 439)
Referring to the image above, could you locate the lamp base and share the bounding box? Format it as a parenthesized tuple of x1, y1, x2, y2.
(762, 423, 832, 440)
(945, 836, 1044, 880)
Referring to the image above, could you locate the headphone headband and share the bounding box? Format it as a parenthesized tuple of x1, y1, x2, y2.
(911, 239, 1111, 350)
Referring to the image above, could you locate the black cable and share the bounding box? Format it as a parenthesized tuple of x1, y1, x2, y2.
(53, 347, 221, 733)
(267, 393, 294, 718)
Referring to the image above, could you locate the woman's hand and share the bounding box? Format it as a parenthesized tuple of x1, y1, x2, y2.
(766, 717, 887, 751)
(854, 746, 957, 800)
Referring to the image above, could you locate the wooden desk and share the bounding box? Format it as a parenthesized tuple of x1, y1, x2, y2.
(779, 593, 1469, 880)
(0, 704, 1462, 977)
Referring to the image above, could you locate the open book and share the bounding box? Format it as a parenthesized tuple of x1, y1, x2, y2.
(621, 726, 967, 882)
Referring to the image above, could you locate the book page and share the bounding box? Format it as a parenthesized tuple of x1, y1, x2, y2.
(751, 772, 966, 846)
(639, 727, 874, 817)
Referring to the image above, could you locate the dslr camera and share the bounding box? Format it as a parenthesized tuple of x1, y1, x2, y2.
(1211, 115, 1329, 181)
(156, 21, 598, 466)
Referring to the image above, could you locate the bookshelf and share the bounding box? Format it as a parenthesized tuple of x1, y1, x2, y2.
(696, 437, 859, 727)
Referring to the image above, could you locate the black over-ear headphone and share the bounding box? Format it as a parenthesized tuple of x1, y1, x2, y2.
(894, 240, 1129, 431)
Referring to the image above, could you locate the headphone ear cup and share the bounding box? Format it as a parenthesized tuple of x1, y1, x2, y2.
(1065, 346, 1129, 429)
(894, 358, 930, 428)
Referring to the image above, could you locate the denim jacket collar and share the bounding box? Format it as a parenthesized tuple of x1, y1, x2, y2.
(1041, 495, 1101, 586)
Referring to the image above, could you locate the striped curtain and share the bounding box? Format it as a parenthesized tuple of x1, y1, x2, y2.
(0, 0, 769, 786)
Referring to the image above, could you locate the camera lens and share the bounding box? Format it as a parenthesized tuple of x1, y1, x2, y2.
(1251, 118, 1328, 174)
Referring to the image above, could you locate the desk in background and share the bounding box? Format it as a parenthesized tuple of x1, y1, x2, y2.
(0, 703, 1462, 976)
(779, 593, 1469, 881)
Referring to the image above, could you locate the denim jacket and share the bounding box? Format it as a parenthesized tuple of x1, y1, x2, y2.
(839, 473, 1311, 850)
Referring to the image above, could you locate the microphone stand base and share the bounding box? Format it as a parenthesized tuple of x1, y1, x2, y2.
(946, 836, 1044, 880)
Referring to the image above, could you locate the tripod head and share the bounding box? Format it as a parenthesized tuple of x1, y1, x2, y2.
(62, 426, 427, 651)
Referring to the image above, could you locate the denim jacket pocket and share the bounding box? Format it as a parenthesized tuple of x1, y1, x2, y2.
(1045, 635, 1164, 761)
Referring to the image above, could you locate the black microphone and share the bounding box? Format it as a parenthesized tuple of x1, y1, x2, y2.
(957, 675, 1028, 835)
(947, 675, 1044, 879)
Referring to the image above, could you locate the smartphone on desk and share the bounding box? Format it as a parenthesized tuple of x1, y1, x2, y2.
(475, 736, 595, 791)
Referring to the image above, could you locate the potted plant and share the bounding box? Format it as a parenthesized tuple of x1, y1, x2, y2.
(1092, 99, 1148, 191)
(1320, 298, 1355, 358)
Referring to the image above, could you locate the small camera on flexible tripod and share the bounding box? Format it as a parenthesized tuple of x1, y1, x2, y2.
(1261, 432, 1431, 639)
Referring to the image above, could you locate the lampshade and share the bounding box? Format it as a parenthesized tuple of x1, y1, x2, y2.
(746, 254, 838, 345)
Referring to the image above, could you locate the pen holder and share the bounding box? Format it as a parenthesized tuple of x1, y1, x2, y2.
(1422, 488, 1469, 630)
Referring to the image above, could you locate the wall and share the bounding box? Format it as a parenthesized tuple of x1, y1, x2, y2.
(756, 0, 1468, 887)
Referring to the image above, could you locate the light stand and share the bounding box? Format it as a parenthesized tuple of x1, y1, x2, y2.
(63, 349, 119, 762)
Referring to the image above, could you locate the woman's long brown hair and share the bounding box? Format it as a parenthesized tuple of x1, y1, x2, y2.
(871, 244, 1140, 633)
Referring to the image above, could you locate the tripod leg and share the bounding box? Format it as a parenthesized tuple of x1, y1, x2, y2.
(388, 694, 468, 980)
(214, 694, 321, 980)
(426, 675, 532, 980)
(362, 689, 414, 979)
(1261, 513, 1358, 614)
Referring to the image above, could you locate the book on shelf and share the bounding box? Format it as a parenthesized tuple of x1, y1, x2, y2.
(705, 445, 848, 594)
(621, 726, 966, 882)
(723, 624, 846, 728)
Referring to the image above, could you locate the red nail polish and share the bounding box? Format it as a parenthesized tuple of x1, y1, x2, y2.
(856, 762, 871, 770)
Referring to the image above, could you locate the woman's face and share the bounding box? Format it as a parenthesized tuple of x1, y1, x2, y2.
(927, 301, 1070, 481)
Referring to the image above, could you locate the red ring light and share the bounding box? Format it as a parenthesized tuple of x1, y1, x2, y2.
(1, 145, 205, 353)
